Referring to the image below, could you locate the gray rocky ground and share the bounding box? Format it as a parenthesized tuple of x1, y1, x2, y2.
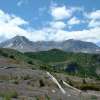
(0, 65, 100, 100)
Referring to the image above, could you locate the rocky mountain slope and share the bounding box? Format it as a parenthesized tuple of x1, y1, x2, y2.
(0, 36, 35, 52)
(0, 36, 100, 53)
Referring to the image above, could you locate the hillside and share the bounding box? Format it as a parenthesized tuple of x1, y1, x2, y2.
(0, 48, 42, 68)
(0, 48, 100, 79)
(25, 49, 100, 78)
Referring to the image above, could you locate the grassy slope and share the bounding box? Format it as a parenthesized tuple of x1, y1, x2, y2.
(0, 48, 42, 67)
(0, 48, 100, 91)
(0, 48, 100, 79)
(25, 49, 100, 78)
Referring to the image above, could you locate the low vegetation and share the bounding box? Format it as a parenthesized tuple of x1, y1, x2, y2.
(0, 91, 18, 100)
(25, 49, 100, 79)
(0, 48, 100, 92)
(0, 48, 100, 79)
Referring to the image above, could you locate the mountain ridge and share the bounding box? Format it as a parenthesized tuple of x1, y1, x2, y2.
(0, 35, 100, 53)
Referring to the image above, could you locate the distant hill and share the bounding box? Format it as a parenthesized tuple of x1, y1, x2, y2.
(0, 36, 100, 53)
(25, 49, 100, 78)
(25, 48, 100, 63)
(61, 39, 100, 53)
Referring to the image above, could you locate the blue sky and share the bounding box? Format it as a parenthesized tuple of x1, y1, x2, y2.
(0, 0, 100, 44)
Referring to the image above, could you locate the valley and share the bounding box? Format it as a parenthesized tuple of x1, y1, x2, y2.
(0, 47, 100, 100)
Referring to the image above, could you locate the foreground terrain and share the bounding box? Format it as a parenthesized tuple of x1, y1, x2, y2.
(0, 66, 100, 100)
(0, 48, 100, 100)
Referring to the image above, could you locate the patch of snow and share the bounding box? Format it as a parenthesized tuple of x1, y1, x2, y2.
(4, 43, 13, 48)
(19, 43, 24, 49)
(20, 45, 23, 49)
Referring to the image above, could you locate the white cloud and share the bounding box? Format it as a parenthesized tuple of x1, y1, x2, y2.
(0, 9, 100, 44)
(0, 9, 48, 42)
(88, 10, 100, 20)
(0, 10, 28, 25)
(9, 17, 28, 26)
(51, 6, 73, 20)
(0, 9, 29, 39)
(27, 30, 46, 41)
(85, 10, 100, 28)
(67, 17, 80, 25)
(88, 19, 100, 27)
(50, 21, 66, 29)
(28, 26, 100, 43)
(52, 27, 100, 43)
(50, 5, 83, 20)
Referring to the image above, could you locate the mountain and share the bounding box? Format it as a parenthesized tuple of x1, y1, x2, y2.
(61, 39, 100, 53)
(0, 36, 35, 52)
(0, 36, 100, 53)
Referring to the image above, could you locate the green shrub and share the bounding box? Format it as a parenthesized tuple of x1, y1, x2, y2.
(45, 95, 50, 100)
(11, 80, 19, 84)
(9, 55, 15, 59)
(2, 52, 8, 57)
(27, 60, 33, 65)
(79, 84, 100, 91)
(91, 95, 98, 100)
(39, 79, 45, 87)
(0, 91, 18, 100)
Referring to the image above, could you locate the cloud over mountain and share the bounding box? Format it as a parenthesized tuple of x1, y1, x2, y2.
(0, 0, 100, 44)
